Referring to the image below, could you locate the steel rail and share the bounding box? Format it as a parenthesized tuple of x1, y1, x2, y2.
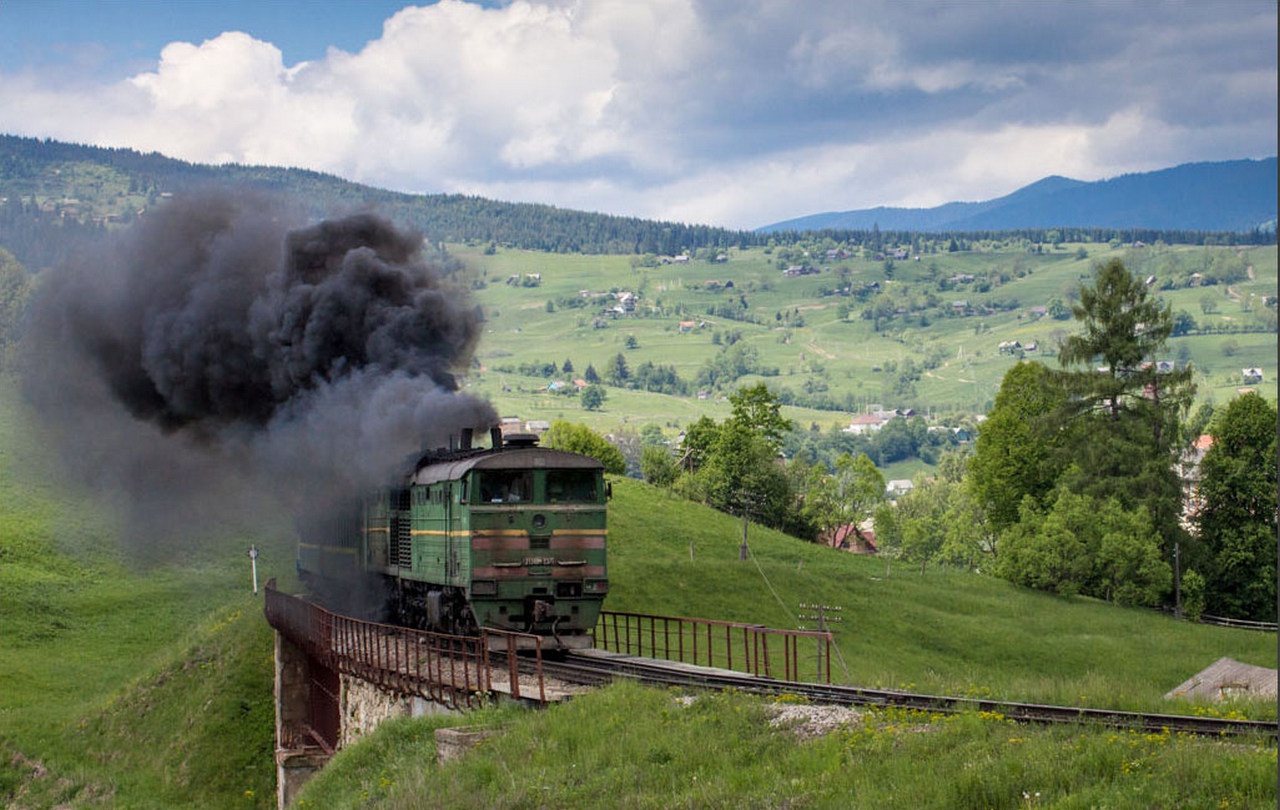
(551, 651, 1277, 741)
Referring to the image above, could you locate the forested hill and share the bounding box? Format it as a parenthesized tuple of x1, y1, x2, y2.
(0, 135, 747, 265)
(761, 158, 1279, 234)
(0, 135, 1273, 273)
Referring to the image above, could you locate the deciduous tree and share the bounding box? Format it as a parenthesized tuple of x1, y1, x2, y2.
(540, 420, 625, 474)
(802, 452, 884, 545)
(1196, 392, 1278, 621)
(969, 361, 1068, 534)
(727, 382, 794, 453)
(995, 486, 1170, 605)
(580, 384, 606, 411)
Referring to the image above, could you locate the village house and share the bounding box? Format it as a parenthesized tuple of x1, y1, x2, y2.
(821, 524, 878, 554)
(843, 413, 888, 435)
(886, 479, 915, 499)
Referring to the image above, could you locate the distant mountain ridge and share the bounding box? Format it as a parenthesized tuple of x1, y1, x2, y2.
(759, 158, 1278, 233)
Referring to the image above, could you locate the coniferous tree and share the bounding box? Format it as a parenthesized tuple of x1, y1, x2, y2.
(606, 353, 630, 386)
(1053, 259, 1194, 558)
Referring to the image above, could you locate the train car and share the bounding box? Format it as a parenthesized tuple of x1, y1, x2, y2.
(298, 427, 609, 649)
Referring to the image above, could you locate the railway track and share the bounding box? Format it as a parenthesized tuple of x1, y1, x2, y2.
(527, 650, 1278, 741)
(266, 589, 1274, 742)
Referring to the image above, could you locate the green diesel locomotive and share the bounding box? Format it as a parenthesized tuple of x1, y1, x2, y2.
(298, 427, 609, 649)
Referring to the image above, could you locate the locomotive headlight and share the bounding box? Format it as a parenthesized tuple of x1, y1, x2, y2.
(585, 578, 609, 594)
(532, 513, 547, 529)
(472, 580, 498, 596)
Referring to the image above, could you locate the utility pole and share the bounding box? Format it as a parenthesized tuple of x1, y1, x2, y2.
(737, 492, 756, 561)
(1173, 541, 1182, 620)
(248, 545, 260, 595)
(798, 603, 842, 679)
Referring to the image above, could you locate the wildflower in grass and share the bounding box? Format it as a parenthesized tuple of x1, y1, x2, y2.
(1143, 727, 1171, 745)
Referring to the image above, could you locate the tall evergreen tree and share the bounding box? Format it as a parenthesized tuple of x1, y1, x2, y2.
(606, 353, 630, 386)
(1057, 258, 1193, 432)
(1053, 259, 1194, 558)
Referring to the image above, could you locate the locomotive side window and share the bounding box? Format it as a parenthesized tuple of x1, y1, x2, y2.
(476, 470, 534, 503)
(547, 470, 599, 503)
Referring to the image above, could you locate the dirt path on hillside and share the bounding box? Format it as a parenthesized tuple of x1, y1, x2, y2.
(806, 340, 837, 360)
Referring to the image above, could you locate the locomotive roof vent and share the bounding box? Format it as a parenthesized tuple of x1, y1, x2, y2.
(503, 433, 540, 448)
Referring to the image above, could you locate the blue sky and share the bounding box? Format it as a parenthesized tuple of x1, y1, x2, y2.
(1, 0, 1276, 229)
(0, 1, 429, 74)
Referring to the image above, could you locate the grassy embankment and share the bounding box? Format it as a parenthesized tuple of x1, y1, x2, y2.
(295, 676, 1277, 810)
(0, 374, 292, 809)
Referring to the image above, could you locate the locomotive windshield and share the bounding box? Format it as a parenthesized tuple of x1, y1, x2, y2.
(476, 470, 533, 503)
(547, 469, 599, 503)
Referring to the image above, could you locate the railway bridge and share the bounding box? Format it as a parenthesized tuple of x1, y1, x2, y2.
(263, 582, 834, 806)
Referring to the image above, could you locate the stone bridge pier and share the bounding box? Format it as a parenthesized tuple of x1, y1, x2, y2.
(272, 631, 456, 808)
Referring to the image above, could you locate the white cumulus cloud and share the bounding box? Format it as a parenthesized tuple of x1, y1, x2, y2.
(0, 0, 1274, 229)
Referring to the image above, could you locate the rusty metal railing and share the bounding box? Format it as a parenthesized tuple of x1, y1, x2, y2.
(592, 611, 835, 684)
(264, 582, 548, 710)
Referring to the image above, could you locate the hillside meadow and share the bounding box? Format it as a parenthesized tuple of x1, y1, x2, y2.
(0, 370, 1274, 808)
(455, 242, 1277, 445)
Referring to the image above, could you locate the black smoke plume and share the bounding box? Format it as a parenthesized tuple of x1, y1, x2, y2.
(22, 189, 496, 561)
